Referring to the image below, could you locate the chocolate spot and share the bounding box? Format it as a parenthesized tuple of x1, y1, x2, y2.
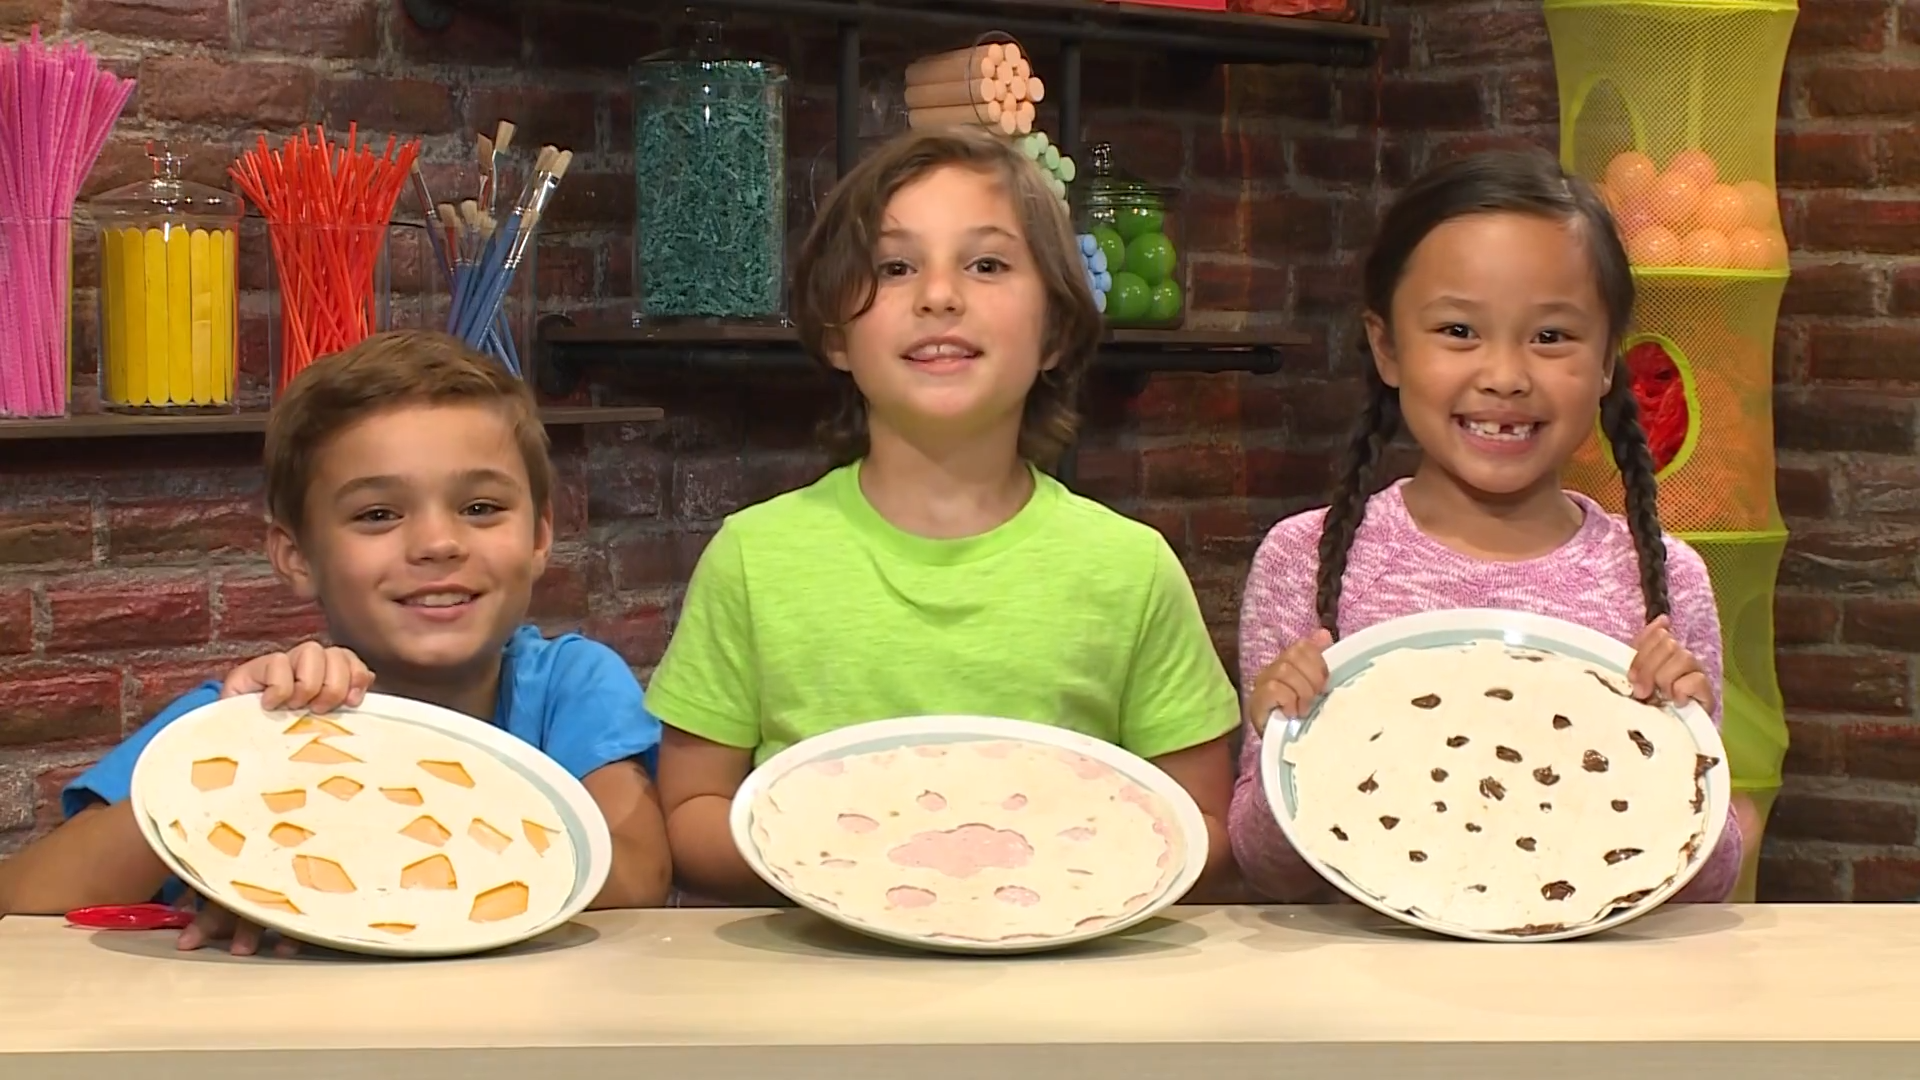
(1431, 767, 1449, 782)
(1533, 766, 1560, 786)
(1612, 888, 1653, 905)
(1495, 745, 1523, 763)
(1628, 730, 1655, 757)
(1330, 826, 1348, 841)
(1408, 851, 1428, 863)
(1368, 731, 1382, 742)
(1358, 775, 1379, 794)
(1586, 670, 1626, 696)
(1696, 754, 1719, 779)
(1468, 884, 1489, 893)
(1542, 880, 1576, 901)
(1379, 815, 1400, 830)
(1479, 777, 1507, 800)
(1516, 837, 1537, 852)
(1539, 802, 1553, 812)
(1552, 714, 1572, 730)
(1465, 823, 1483, 833)
(1583, 750, 1609, 773)
(1446, 735, 1470, 748)
(1612, 799, 1630, 812)
(1485, 688, 1513, 701)
(1433, 801, 1447, 812)
(1412, 694, 1442, 709)
(1604, 848, 1644, 865)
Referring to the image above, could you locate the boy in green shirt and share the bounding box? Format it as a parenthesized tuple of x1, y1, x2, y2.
(648, 127, 1241, 904)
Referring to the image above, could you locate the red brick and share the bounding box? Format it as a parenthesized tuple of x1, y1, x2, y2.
(549, 450, 591, 539)
(216, 574, 328, 643)
(0, 767, 31, 832)
(1846, 596, 1920, 653)
(527, 4, 662, 70)
(106, 498, 263, 561)
(1191, 124, 1288, 181)
(672, 454, 818, 522)
(49, 576, 211, 653)
(0, 589, 30, 655)
(1188, 261, 1290, 314)
(1848, 458, 1920, 520)
(398, 0, 522, 64)
(1807, 324, 1920, 384)
(0, 507, 92, 566)
(468, 87, 600, 160)
(543, 171, 635, 228)
(1142, 444, 1245, 499)
(1189, 501, 1263, 567)
(1065, 447, 1136, 503)
(1082, 116, 1185, 186)
(74, 0, 225, 41)
(586, 601, 670, 669)
(1777, 652, 1910, 716)
(1781, 528, 1919, 591)
(244, 0, 378, 57)
(1496, 65, 1560, 128)
(1377, 77, 1487, 131)
(0, 0, 61, 38)
(1770, 794, 1917, 846)
(1781, 262, 1877, 318)
(1886, 266, 1920, 316)
(1783, 717, 1844, 775)
(1801, 194, 1920, 254)
(1199, 65, 1336, 121)
(1878, 130, 1920, 188)
(1852, 855, 1920, 902)
(1757, 854, 1847, 902)
(534, 241, 598, 302)
(127, 657, 234, 720)
(1241, 376, 1366, 441)
(1776, 131, 1876, 189)
(137, 57, 314, 127)
(1245, 449, 1333, 501)
(608, 531, 703, 589)
(1774, 593, 1838, 645)
(529, 559, 592, 621)
(1133, 505, 1187, 556)
(1124, 374, 1243, 436)
(1421, 5, 1546, 66)
(31, 762, 93, 830)
(1774, 389, 1914, 454)
(1792, 0, 1890, 51)
(1774, 463, 1832, 518)
(1293, 135, 1378, 186)
(1188, 194, 1337, 260)
(0, 667, 123, 746)
(319, 77, 456, 134)
(1803, 65, 1920, 117)
(1294, 258, 1362, 312)
(1843, 721, 1920, 783)
(586, 448, 669, 519)
(84, 134, 241, 200)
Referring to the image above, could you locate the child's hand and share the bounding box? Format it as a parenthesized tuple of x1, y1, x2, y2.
(176, 894, 301, 957)
(1246, 628, 1334, 736)
(1628, 615, 1714, 711)
(221, 642, 373, 713)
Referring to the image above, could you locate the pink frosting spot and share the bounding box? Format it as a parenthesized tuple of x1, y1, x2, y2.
(975, 742, 1014, 759)
(917, 790, 947, 811)
(837, 813, 879, 833)
(994, 885, 1041, 906)
(888, 823, 1034, 878)
(1119, 785, 1155, 810)
(1059, 826, 1096, 841)
(1001, 793, 1029, 810)
(886, 885, 937, 908)
(913, 746, 948, 758)
(1058, 749, 1111, 780)
(812, 760, 846, 776)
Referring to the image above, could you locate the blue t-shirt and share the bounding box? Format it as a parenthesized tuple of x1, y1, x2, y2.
(65, 625, 663, 819)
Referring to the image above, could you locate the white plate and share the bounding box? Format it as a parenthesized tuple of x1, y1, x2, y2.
(731, 715, 1209, 955)
(128, 692, 613, 958)
(1259, 608, 1732, 944)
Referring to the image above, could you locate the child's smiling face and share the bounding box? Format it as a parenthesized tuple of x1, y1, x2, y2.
(826, 162, 1055, 450)
(270, 401, 552, 693)
(1368, 210, 1614, 503)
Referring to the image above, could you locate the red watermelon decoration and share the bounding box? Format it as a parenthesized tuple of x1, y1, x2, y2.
(1623, 338, 1690, 474)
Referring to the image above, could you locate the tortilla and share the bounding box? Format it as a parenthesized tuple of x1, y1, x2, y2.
(135, 703, 577, 949)
(750, 739, 1183, 944)
(1282, 639, 1715, 936)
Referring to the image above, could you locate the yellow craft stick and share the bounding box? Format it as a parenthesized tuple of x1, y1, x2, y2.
(189, 229, 212, 405)
(167, 227, 193, 405)
(210, 229, 232, 405)
(142, 228, 170, 405)
(121, 227, 150, 406)
(102, 228, 127, 405)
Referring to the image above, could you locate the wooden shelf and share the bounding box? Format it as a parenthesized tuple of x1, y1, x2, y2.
(0, 405, 665, 442)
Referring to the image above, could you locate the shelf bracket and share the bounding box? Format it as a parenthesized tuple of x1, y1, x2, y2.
(401, 0, 459, 32)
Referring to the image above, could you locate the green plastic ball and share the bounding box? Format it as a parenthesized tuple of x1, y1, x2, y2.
(1113, 205, 1165, 241)
(1148, 280, 1184, 323)
(1107, 272, 1152, 324)
(1091, 226, 1126, 276)
(1123, 232, 1176, 286)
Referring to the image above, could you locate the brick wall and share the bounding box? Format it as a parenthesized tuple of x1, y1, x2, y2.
(0, 0, 1914, 901)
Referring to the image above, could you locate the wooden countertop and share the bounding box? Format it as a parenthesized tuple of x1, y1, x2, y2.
(3, 904, 1916, 1079)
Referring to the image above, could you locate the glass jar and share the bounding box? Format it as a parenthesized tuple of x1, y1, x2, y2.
(632, 16, 788, 324)
(85, 142, 245, 413)
(1080, 143, 1186, 330)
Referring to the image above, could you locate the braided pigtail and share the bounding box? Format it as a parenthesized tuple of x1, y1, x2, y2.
(1314, 365, 1402, 640)
(1600, 373, 1671, 624)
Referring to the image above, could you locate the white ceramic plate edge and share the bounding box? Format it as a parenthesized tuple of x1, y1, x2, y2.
(1259, 608, 1733, 944)
(730, 714, 1209, 954)
(127, 691, 615, 958)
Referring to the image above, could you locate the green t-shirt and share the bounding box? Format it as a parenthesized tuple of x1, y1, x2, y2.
(645, 461, 1239, 767)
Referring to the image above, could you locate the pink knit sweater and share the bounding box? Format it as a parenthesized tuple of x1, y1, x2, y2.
(1228, 480, 1743, 905)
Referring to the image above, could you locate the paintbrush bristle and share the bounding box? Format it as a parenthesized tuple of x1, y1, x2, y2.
(550, 150, 574, 179)
(494, 121, 515, 153)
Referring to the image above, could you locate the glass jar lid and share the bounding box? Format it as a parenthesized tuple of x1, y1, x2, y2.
(86, 141, 246, 229)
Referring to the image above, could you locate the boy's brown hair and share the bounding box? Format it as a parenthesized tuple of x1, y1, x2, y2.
(264, 330, 553, 534)
(791, 126, 1103, 469)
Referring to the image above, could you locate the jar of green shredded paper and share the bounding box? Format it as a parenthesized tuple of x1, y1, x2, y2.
(632, 18, 787, 324)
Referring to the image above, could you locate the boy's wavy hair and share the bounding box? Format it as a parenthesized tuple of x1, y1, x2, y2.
(264, 330, 552, 536)
(1316, 148, 1668, 637)
(790, 126, 1103, 470)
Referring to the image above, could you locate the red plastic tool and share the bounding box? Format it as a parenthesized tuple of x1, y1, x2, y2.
(65, 903, 195, 931)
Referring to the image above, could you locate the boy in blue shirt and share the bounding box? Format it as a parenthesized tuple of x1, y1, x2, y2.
(0, 331, 672, 951)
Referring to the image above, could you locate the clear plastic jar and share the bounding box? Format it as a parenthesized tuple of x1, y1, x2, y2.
(632, 18, 788, 324)
(1081, 143, 1186, 330)
(86, 142, 245, 413)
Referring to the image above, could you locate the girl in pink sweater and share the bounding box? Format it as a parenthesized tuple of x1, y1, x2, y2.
(1229, 149, 1743, 904)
